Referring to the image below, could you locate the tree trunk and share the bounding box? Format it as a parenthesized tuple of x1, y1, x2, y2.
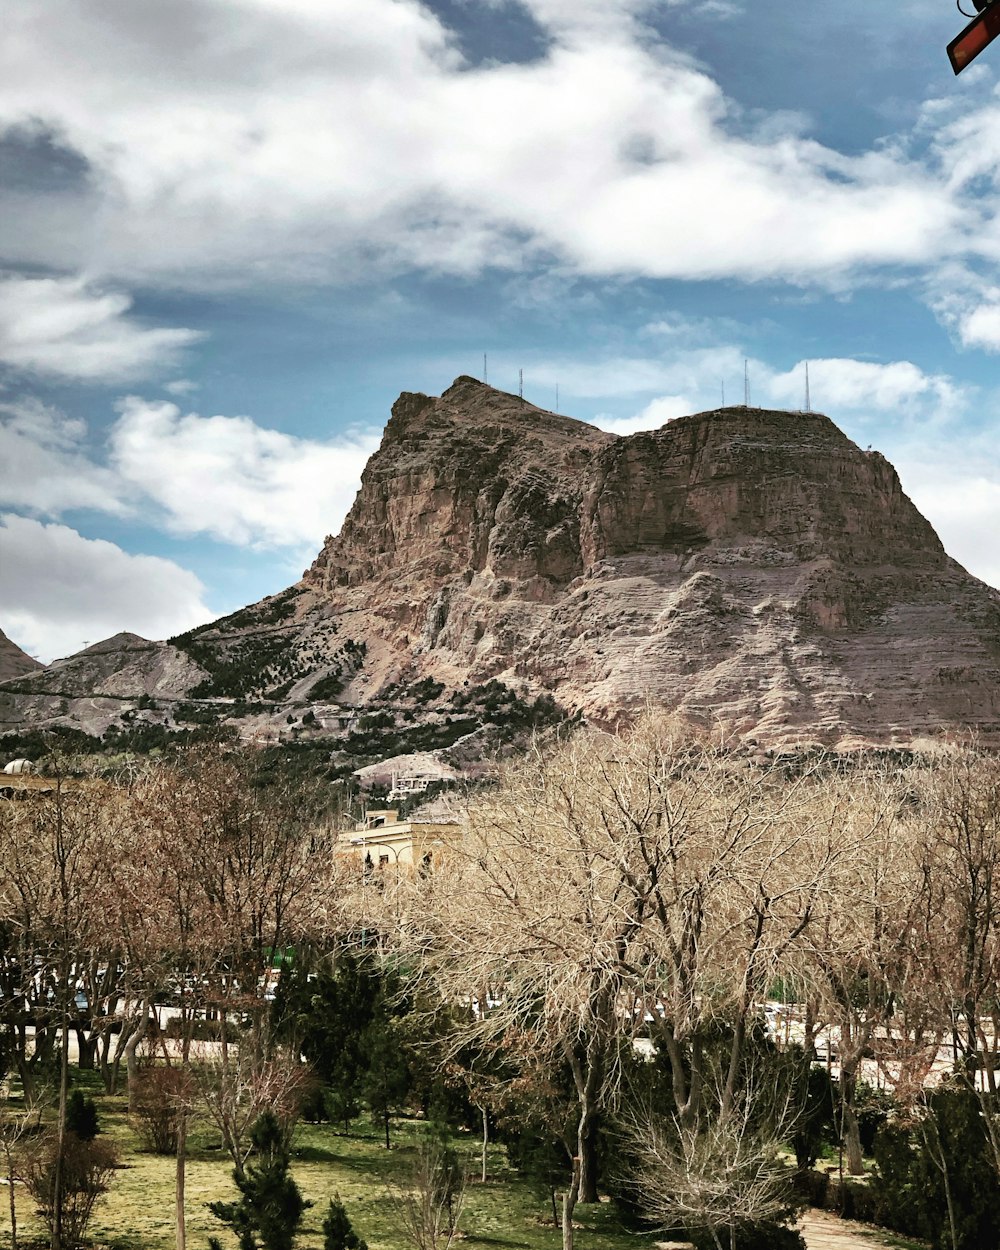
(52, 1008, 69, 1250)
(480, 1106, 488, 1184)
(568, 1043, 601, 1204)
(175, 1021, 192, 1250)
(561, 1158, 579, 1250)
(577, 1113, 599, 1203)
(124, 1002, 150, 1114)
(74, 1027, 96, 1070)
(5, 1141, 19, 1250)
(175, 1110, 187, 1250)
(842, 1097, 864, 1177)
(98, 1029, 114, 1093)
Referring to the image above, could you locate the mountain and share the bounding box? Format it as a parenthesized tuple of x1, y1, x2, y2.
(4, 376, 1000, 751)
(0, 628, 43, 684)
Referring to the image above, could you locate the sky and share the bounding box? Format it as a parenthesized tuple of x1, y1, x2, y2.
(4, 0, 1000, 662)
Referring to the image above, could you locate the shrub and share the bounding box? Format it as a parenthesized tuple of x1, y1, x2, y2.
(130, 1067, 191, 1154)
(873, 1088, 1000, 1249)
(299, 1083, 330, 1124)
(854, 1083, 892, 1156)
(208, 1109, 311, 1250)
(21, 1129, 118, 1250)
(829, 1177, 878, 1223)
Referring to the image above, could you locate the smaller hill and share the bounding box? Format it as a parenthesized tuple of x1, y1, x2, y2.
(0, 627, 42, 683)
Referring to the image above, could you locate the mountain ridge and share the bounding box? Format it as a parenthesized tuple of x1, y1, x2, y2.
(0, 628, 42, 685)
(4, 378, 1000, 752)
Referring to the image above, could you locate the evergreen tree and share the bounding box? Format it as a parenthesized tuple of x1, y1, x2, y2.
(272, 951, 384, 1133)
(208, 1109, 311, 1250)
(362, 994, 411, 1149)
(322, 1195, 368, 1250)
(65, 1090, 100, 1141)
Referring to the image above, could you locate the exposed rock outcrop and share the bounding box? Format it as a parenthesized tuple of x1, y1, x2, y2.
(0, 633, 207, 738)
(0, 628, 41, 684)
(303, 378, 1000, 748)
(5, 377, 1000, 750)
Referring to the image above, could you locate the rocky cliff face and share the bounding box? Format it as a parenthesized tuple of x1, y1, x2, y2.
(5, 377, 1000, 751)
(303, 378, 1000, 748)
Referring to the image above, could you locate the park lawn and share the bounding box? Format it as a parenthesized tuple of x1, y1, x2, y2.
(1, 1073, 653, 1250)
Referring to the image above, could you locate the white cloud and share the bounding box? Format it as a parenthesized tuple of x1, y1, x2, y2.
(0, 0, 972, 291)
(164, 378, 199, 396)
(0, 388, 382, 553)
(0, 275, 202, 381)
(0, 396, 125, 515)
(766, 358, 964, 418)
(0, 513, 211, 662)
(595, 394, 693, 435)
(954, 300, 1000, 352)
(109, 397, 381, 549)
(895, 463, 1000, 591)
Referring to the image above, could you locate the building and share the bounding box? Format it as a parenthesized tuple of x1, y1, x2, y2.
(338, 806, 460, 874)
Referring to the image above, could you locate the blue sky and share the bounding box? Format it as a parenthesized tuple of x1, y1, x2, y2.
(3, 0, 1000, 661)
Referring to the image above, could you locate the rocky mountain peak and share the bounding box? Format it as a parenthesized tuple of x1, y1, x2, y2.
(302, 385, 1000, 747)
(5, 381, 1000, 751)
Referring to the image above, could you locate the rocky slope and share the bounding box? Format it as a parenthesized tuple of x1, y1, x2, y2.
(0, 628, 41, 684)
(4, 376, 1000, 751)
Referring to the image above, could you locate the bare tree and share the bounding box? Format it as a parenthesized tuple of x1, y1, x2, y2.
(0, 1078, 51, 1250)
(194, 1042, 311, 1179)
(0, 772, 121, 1250)
(121, 749, 338, 1250)
(388, 1138, 466, 1250)
(401, 714, 862, 1241)
(626, 1079, 798, 1250)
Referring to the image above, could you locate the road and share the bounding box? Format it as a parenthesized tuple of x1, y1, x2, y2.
(800, 1209, 913, 1249)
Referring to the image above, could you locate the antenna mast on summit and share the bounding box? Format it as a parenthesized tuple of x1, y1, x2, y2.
(483, 353, 488, 384)
(744, 359, 750, 408)
(721, 381, 725, 408)
(519, 368, 523, 400)
(804, 361, 811, 412)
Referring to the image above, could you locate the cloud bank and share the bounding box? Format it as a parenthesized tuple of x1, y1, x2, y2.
(0, 275, 202, 381)
(0, 514, 212, 663)
(0, 0, 981, 296)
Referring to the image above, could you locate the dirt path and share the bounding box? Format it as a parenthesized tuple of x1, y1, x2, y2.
(799, 1208, 908, 1249)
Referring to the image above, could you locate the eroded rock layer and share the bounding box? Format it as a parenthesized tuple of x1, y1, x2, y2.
(0, 628, 41, 684)
(4, 376, 1000, 750)
(303, 378, 1000, 748)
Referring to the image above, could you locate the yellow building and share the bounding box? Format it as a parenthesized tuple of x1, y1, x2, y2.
(339, 807, 460, 875)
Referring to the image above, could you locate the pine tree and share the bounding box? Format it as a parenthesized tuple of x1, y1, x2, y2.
(362, 997, 411, 1149)
(208, 1109, 311, 1250)
(322, 1195, 368, 1250)
(65, 1090, 100, 1141)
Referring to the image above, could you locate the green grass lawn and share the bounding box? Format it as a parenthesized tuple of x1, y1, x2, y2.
(1, 1073, 655, 1250)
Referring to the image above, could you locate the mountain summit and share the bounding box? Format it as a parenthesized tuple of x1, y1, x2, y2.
(300, 377, 1000, 746)
(4, 378, 1000, 750)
